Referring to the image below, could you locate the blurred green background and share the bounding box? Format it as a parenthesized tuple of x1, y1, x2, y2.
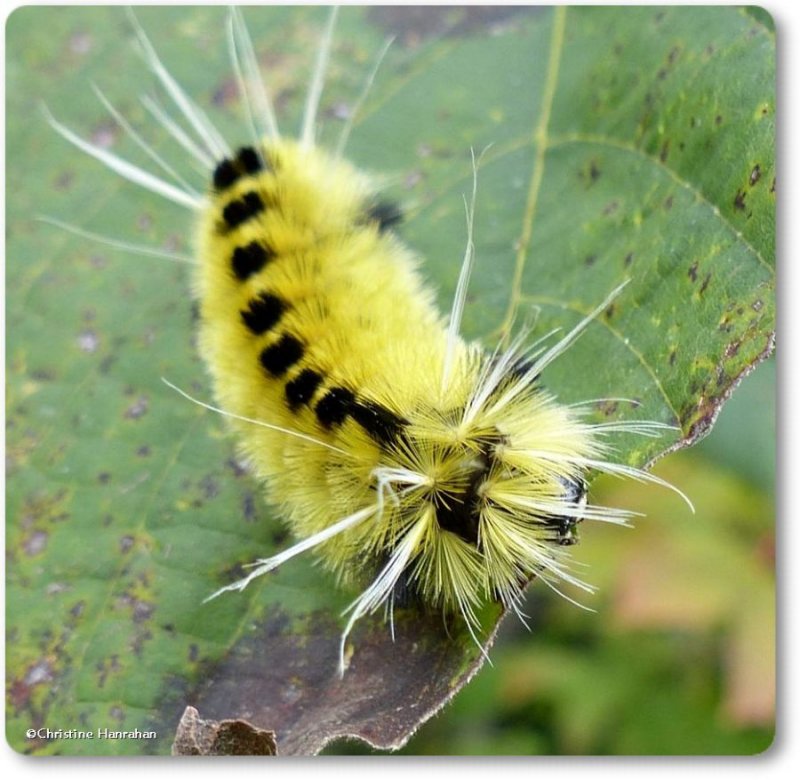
(333, 355, 776, 755)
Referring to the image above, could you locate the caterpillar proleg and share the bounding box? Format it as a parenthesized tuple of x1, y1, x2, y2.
(45, 7, 691, 675)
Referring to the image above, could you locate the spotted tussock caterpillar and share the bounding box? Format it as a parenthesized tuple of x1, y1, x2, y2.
(44, 7, 690, 674)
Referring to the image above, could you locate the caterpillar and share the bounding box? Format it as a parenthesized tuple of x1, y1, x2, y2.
(44, 7, 689, 674)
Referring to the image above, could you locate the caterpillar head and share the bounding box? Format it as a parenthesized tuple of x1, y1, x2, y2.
(362, 359, 600, 621)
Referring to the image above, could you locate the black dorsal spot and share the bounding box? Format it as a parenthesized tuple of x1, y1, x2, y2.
(285, 369, 324, 411)
(351, 399, 407, 445)
(237, 146, 264, 174)
(315, 387, 356, 428)
(367, 200, 403, 232)
(259, 334, 304, 377)
(213, 158, 240, 191)
(241, 292, 287, 335)
(231, 241, 273, 281)
(222, 191, 264, 229)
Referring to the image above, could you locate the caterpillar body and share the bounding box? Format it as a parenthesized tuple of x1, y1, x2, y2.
(45, 7, 688, 672)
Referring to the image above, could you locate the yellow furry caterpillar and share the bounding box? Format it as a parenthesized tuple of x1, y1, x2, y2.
(45, 8, 688, 672)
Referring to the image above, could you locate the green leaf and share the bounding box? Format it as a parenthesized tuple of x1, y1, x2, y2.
(6, 6, 774, 755)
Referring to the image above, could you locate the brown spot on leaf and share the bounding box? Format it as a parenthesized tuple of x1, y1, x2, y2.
(734, 189, 747, 211)
(724, 340, 742, 359)
(119, 535, 134, 553)
(404, 169, 423, 189)
(99, 355, 116, 374)
(45, 582, 69, 596)
(53, 171, 75, 191)
(213, 77, 239, 109)
(124, 396, 149, 419)
(602, 200, 619, 216)
(715, 114, 723, 125)
(109, 705, 125, 723)
(200, 475, 220, 500)
(96, 655, 122, 688)
(69, 31, 93, 55)
(23, 530, 48, 556)
(227, 457, 249, 478)
(659, 139, 670, 162)
(752, 299, 764, 312)
(90, 120, 118, 148)
(688, 261, 698, 282)
(624, 252, 634, 267)
(581, 159, 601, 186)
(749, 164, 762, 186)
(8, 678, 32, 713)
(242, 492, 257, 522)
(270, 524, 290, 547)
(669, 349, 677, 366)
(584, 254, 597, 267)
(700, 273, 712, 295)
(596, 400, 620, 417)
(664, 195, 674, 210)
(76, 330, 100, 353)
(133, 601, 155, 623)
(25, 659, 54, 686)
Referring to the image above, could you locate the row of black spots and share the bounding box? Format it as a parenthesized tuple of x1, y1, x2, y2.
(232, 241, 276, 281)
(241, 292, 288, 335)
(255, 330, 407, 445)
(212, 145, 265, 191)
